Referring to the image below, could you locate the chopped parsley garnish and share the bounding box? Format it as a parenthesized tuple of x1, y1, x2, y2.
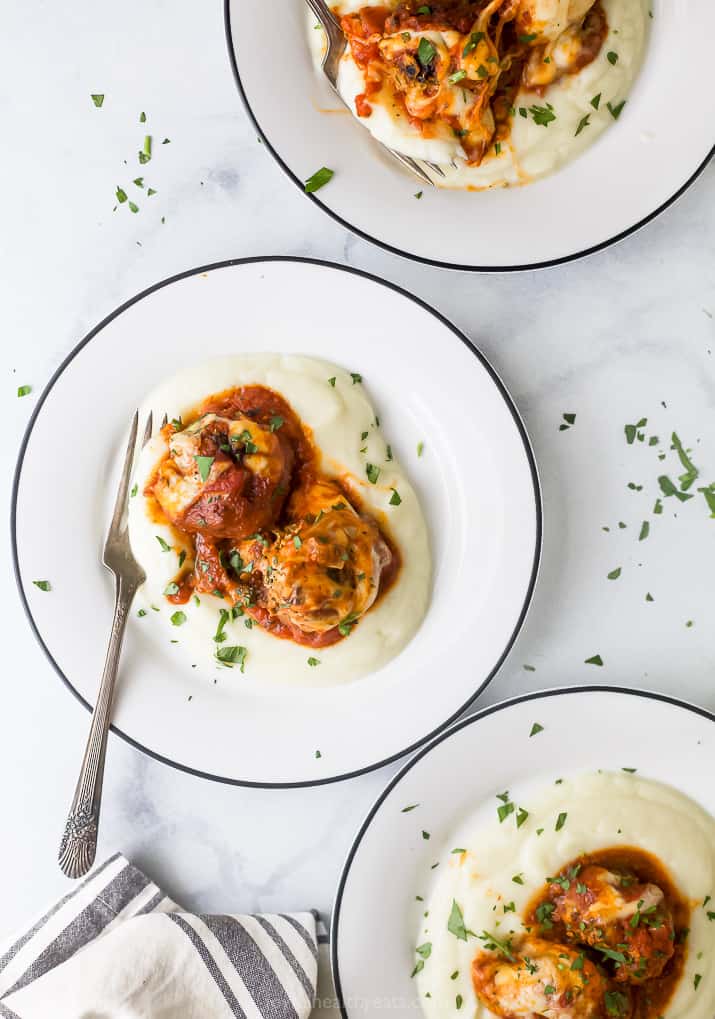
(498, 801, 515, 823)
(638, 520, 650, 541)
(156, 535, 171, 551)
(455, 995, 463, 1010)
(671, 431, 699, 489)
(529, 722, 544, 737)
(350, 372, 362, 384)
(128, 201, 139, 214)
(401, 803, 419, 813)
(328, 376, 336, 387)
(293, 534, 302, 549)
(604, 990, 630, 1016)
(462, 31, 485, 57)
(338, 611, 359, 637)
(170, 610, 186, 626)
(91, 94, 105, 107)
(607, 567, 621, 580)
(32, 580, 51, 592)
(512, 873, 524, 884)
(417, 441, 425, 456)
(389, 489, 402, 506)
(305, 167, 334, 193)
(575, 114, 590, 136)
(307, 657, 320, 667)
(529, 104, 556, 127)
(415, 941, 432, 958)
(137, 608, 146, 617)
(410, 960, 424, 978)
(448, 69, 467, 84)
(451, 847, 466, 854)
(591, 93, 601, 109)
(269, 415, 284, 431)
(585, 654, 603, 666)
(17, 385, 32, 397)
(447, 899, 470, 941)
(607, 99, 626, 120)
(516, 807, 529, 828)
(213, 609, 230, 643)
(519, 32, 538, 43)
(422, 830, 430, 840)
(535, 901, 555, 929)
(694, 973, 702, 990)
(417, 37, 437, 68)
(366, 463, 380, 484)
(414, 190, 423, 199)
(606, 50, 619, 65)
(555, 811, 568, 831)
(658, 475, 693, 502)
(163, 582, 179, 596)
(215, 645, 247, 671)
(596, 945, 627, 964)
(194, 455, 214, 482)
(478, 930, 516, 961)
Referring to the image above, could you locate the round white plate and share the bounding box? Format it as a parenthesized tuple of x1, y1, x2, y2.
(226, 1, 714, 271)
(331, 687, 715, 1015)
(12, 258, 541, 786)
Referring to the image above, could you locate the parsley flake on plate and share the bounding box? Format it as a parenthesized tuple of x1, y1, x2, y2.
(215, 645, 247, 671)
(305, 167, 334, 193)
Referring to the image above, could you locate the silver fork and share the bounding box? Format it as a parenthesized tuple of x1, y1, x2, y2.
(58, 411, 151, 879)
(305, 0, 446, 187)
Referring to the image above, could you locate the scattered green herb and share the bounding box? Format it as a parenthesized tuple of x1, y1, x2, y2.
(305, 167, 334, 193)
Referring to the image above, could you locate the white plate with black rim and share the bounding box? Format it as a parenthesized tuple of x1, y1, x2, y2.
(225, 1, 714, 272)
(331, 686, 715, 1016)
(12, 257, 541, 787)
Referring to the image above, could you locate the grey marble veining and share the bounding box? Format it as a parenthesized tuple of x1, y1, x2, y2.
(1, 0, 713, 940)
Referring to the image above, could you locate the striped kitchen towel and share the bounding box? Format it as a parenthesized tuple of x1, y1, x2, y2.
(0, 853, 324, 1019)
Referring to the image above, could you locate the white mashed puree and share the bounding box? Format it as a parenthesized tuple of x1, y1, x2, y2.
(128, 354, 431, 688)
(415, 771, 715, 1018)
(308, 0, 649, 188)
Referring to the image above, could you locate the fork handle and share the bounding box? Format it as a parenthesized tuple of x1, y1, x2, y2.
(58, 574, 137, 879)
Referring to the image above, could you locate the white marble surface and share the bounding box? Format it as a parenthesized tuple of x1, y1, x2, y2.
(1, 0, 714, 944)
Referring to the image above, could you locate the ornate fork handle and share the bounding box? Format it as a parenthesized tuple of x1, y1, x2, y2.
(58, 574, 138, 879)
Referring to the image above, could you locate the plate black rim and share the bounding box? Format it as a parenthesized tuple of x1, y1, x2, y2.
(224, 1, 714, 273)
(11, 255, 543, 789)
(330, 684, 715, 1016)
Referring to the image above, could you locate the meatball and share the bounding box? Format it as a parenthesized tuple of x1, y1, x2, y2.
(239, 477, 392, 637)
(551, 865, 675, 983)
(472, 936, 631, 1018)
(151, 414, 294, 541)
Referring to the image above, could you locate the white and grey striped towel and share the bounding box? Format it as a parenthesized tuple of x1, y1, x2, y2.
(0, 853, 327, 1019)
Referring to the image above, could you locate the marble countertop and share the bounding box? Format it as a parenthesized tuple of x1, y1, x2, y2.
(1, 0, 713, 942)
